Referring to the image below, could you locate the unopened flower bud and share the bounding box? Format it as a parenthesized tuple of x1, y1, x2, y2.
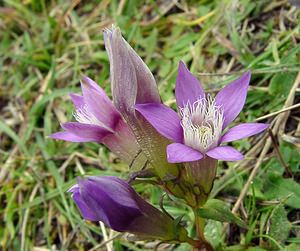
(69, 176, 188, 241)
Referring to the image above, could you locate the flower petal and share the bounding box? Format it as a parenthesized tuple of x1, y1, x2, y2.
(215, 72, 251, 129)
(81, 77, 121, 130)
(69, 184, 99, 221)
(126, 39, 161, 105)
(61, 122, 111, 142)
(87, 176, 140, 209)
(206, 146, 243, 161)
(49, 131, 93, 142)
(78, 177, 143, 231)
(70, 93, 84, 109)
(221, 123, 269, 143)
(135, 103, 183, 143)
(167, 143, 203, 163)
(103, 26, 161, 115)
(82, 75, 107, 95)
(175, 61, 205, 108)
(104, 28, 137, 114)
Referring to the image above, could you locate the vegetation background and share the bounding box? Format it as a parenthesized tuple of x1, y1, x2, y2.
(0, 0, 300, 250)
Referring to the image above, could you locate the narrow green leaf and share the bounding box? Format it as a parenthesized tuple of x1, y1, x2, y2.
(197, 199, 247, 228)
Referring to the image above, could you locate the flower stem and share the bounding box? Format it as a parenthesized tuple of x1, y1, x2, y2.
(192, 210, 214, 251)
(194, 211, 205, 241)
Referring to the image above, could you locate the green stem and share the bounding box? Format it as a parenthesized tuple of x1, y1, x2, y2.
(194, 210, 205, 241)
(192, 210, 214, 251)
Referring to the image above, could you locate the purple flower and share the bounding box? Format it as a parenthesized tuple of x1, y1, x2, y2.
(49, 77, 145, 168)
(50, 76, 120, 143)
(102, 26, 181, 179)
(69, 176, 184, 240)
(136, 61, 268, 163)
(103, 25, 161, 116)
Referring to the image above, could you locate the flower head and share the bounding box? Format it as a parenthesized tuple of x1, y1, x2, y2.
(49, 76, 147, 169)
(136, 61, 268, 163)
(102, 26, 181, 180)
(50, 76, 120, 142)
(69, 176, 186, 240)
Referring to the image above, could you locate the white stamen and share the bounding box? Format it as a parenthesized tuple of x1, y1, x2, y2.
(73, 105, 113, 132)
(180, 95, 224, 153)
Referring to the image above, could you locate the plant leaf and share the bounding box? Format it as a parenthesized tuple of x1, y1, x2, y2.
(197, 199, 247, 228)
(269, 204, 291, 245)
(265, 173, 300, 209)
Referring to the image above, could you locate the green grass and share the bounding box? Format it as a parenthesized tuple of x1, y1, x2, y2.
(1, 0, 300, 250)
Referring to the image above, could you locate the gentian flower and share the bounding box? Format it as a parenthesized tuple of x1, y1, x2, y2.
(103, 26, 161, 116)
(49, 76, 147, 169)
(103, 27, 203, 201)
(69, 176, 188, 241)
(136, 61, 268, 164)
(103, 26, 179, 178)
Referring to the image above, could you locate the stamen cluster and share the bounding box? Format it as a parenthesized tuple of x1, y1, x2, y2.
(180, 95, 224, 153)
(73, 105, 101, 126)
(73, 105, 113, 132)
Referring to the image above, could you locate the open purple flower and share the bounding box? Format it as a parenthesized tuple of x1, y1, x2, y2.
(136, 61, 268, 163)
(49, 76, 147, 168)
(50, 76, 120, 143)
(69, 176, 185, 240)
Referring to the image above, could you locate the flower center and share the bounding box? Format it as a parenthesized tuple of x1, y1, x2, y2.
(73, 105, 101, 126)
(73, 105, 116, 133)
(180, 95, 224, 153)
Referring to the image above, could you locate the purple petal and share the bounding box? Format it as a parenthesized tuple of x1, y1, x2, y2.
(70, 93, 84, 109)
(78, 177, 143, 231)
(126, 39, 161, 105)
(103, 26, 160, 116)
(104, 27, 138, 114)
(166, 143, 203, 163)
(206, 146, 244, 161)
(103, 27, 180, 171)
(221, 123, 269, 143)
(61, 122, 111, 142)
(135, 103, 183, 143)
(70, 184, 99, 221)
(81, 77, 121, 130)
(175, 61, 205, 108)
(87, 176, 140, 209)
(215, 72, 251, 129)
(49, 131, 93, 142)
(82, 76, 108, 96)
